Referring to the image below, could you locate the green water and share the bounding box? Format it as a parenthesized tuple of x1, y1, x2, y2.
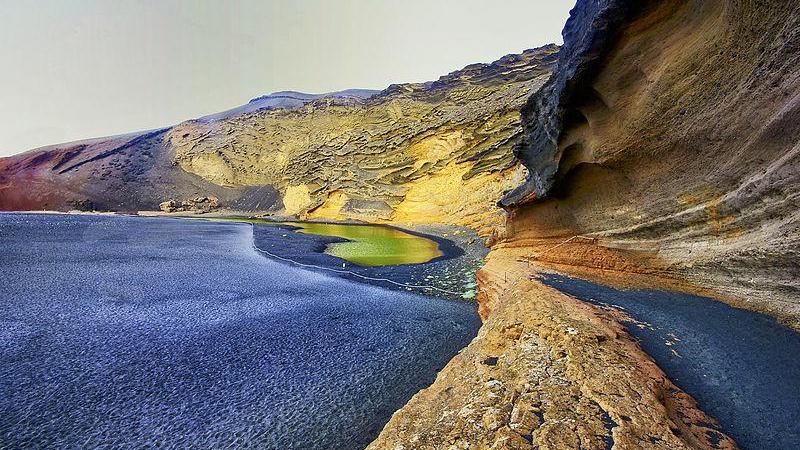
(207, 217, 442, 267)
(286, 221, 442, 266)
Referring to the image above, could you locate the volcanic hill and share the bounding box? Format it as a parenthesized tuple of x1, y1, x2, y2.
(0, 46, 558, 235)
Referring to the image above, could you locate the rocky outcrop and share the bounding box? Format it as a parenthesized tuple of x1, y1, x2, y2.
(159, 196, 219, 213)
(499, 0, 800, 326)
(369, 249, 736, 450)
(196, 89, 379, 122)
(370, 1, 799, 448)
(67, 199, 95, 212)
(0, 46, 558, 235)
(168, 46, 556, 234)
(501, 0, 657, 206)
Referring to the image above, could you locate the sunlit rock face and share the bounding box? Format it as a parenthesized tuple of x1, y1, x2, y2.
(502, 0, 800, 325)
(0, 46, 557, 235)
(168, 46, 557, 234)
(369, 2, 799, 448)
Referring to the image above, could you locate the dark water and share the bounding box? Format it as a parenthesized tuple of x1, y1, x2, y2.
(541, 273, 800, 450)
(248, 221, 482, 301)
(0, 214, 480, 449)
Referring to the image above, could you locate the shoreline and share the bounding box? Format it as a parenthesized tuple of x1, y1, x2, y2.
(369, 247, 741, 449)
(539, 272, 800, 449)
(0, 210, 483, 300)
(7, 210, 799, 449)
(0, 213, 481, 449)
(243, 219, 486, 301)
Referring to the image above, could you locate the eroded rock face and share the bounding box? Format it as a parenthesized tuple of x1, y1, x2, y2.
(501, 0, 657, 206)
(502, 0, 800, 324)
(167, 46, 556, 233)
(0, 46, 557, 234)
(371, 1, 799, 448)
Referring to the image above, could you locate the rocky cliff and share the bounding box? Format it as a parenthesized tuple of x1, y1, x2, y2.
(500, 0, 800, 326)
(4, 2, 798, 447)
(370, 0, 799, 448)
(0, 46, 558, 234)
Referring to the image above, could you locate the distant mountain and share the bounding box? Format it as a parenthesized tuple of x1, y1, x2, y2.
(197, 89, 379, 122)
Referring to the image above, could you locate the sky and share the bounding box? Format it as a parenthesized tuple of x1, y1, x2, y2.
(0, 0, 572, 156)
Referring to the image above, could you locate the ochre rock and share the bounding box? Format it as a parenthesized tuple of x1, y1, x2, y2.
(501, 0, 800, 325)
(368, 249, 736, 450)
(370, 0, 799, 448)
(166, 46, 557, 234)
(0, 46, 558, 235)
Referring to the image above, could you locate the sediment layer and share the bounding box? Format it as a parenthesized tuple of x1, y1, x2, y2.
(0, 46, 558, 235)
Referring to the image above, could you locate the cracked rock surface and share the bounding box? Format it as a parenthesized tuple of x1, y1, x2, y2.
(368, 248, 736, 450)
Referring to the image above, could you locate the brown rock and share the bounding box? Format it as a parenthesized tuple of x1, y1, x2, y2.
(368, 249, 737, 450)
(504, 0, 800, 326)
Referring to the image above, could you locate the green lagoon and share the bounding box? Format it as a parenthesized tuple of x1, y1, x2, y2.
(210, 217, 443, 267)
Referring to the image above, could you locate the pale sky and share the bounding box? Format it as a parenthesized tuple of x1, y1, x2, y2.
(0, 0, 572, 156)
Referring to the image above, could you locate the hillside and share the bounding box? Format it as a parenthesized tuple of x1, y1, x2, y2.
(0, 46, 558, 234)
(370, 0, 800, 448)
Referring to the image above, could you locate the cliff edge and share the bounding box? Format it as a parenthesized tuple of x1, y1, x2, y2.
(502, 0, 800, 327)
(370, 0, 799, 448)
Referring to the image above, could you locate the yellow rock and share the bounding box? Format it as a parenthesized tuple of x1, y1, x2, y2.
(282, 184, 312, 215)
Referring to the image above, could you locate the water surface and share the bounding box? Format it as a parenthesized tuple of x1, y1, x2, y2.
(0, 213, 479, 449)
(211, 217, 443, 266)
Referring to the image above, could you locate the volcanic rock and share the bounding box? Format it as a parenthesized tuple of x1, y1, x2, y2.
(501, 0, 800, 325)
(370, 1, 800, 448)
(0, 46, 559, 235)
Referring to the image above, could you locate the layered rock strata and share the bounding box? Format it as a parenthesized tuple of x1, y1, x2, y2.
(0, 46, 558, 235)
(371, 0, 799, 448)
(502, 0, 800, 326)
